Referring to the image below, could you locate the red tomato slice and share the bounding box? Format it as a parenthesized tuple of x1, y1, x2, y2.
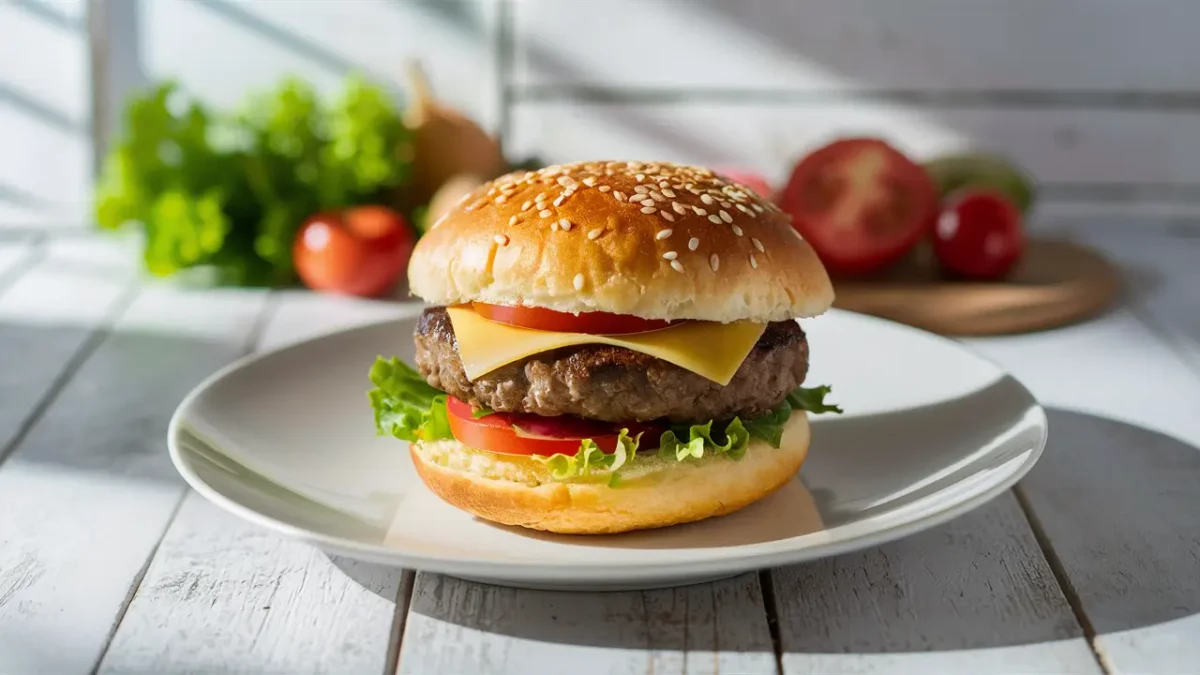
(932, 189, 1025, 280)
(445, 397, 661, 456)
(779, 138, 938, 276)
(471, 302, 675, 335)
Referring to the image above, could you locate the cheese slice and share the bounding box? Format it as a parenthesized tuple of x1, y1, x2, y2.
(446, 306, 767, 386)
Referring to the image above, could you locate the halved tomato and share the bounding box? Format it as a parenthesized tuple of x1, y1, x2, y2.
(471, 302, 675, 335)
(779, 138, 938, 276)
(445, 396, 662, 456)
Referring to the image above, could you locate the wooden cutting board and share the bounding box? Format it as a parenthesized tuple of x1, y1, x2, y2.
(831, 239, 1121, 336)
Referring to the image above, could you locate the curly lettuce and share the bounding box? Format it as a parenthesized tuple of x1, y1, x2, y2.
(368, 357, 453, 442)
(366, 355, 842, 483)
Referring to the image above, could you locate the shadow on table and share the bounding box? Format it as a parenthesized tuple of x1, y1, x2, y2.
(335, 407, 1200, 655)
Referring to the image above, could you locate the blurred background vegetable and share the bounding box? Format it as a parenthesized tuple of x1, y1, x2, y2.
(94, 74, 414, 287)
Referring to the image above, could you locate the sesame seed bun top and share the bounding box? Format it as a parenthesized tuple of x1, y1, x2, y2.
(407, 160, 834, 323)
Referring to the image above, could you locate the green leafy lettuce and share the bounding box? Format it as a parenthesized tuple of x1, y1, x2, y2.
(96, 75, 413, 287)
(368, 357, 453, 443)
(365, 355, 842, 483)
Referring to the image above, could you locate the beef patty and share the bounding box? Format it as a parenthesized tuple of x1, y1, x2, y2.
(414, 307, 809, 423)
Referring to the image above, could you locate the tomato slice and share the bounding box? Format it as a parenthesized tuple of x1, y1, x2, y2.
(445, 396, 662, 456)
(471, 302, 675, 335)
(779, 138, 938, 276)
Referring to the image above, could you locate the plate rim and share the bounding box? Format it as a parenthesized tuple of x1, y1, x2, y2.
(168, 308, 1049, 583)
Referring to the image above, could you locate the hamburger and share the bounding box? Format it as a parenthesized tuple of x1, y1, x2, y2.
(367, 160, 840, 534)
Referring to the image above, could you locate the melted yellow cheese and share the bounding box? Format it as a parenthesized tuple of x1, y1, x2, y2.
(446, 307, 766, 386)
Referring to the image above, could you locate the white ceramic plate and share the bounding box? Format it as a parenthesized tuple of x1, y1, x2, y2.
(168, 308, 1047, 591)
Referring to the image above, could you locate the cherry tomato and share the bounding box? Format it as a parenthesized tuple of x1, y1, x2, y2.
(778, 138, 938, 276)
(716, 168, 775, 202)
(294, 205, 415, 298)
(932, 189, 1024, 280)
(445, 397, 662, 456)
(471, 302, 676, 335)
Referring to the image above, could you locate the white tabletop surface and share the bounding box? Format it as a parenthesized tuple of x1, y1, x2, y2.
(0, 222, 1197, 675)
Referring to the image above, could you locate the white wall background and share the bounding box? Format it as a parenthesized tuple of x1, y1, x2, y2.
(6, 0, 1200, 233)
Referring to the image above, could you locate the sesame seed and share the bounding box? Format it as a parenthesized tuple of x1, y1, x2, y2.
(693, 206, 707, 216)
(465, 203, 476, 212)
(750, 254, 758, 269)
(553, 195, 566, 207)
(634, 185, 650, 194)
(558, 218, 573, 231)
(494, 234, 508, 245)
(710, 253, 720, 271)
(573, 273, 585, 291)
(752, 204, 765, 213)
(656, 228, 673, 240)
(708, 214, 722, 224)
(752, 237, 764, 252)
(550, 221, 559, 231)
(557, 176, 575, 187)
(508, 215, 518, 226)
(539, 209, 553, 218)
(582, 177, 597, 187)
(671, 260, 685, 273)
(688, 237, 700, 251)
(641, 205, 658, 214)
(535, 192, 547, 202)
(598, 185, 611, 193)
(671, 202, 687, 215)
(635, 174, 646, 182)
(662, 188, 676, 198)
(587, 228, 603, 240)
(659, 181, 670, 189)
(495, 195, 507, 204)
(719, 210, 733, 223)
(649, 190, 664, 201)
(659, 210, 675, 222)
(662, 251, 678, 261)
(732, 224, 744, 236)
(720, 201, 733, 209)
(736, 204, 751, 214)
(614, 192, 627, 202)
(521, 200, 533, 211)
(701, 194, 715, 205)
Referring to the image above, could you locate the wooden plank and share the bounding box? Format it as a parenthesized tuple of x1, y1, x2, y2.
(399, 572, 777, 675)
(98, 496, 409, 675)
(771, 493, 1100, 674)
(0, 280, 268, 674)
(988, 230, 1200, 674)
(98, 290, 417, 675)
(507, 101, 1200, 188)
(513, 0, 1200, 92)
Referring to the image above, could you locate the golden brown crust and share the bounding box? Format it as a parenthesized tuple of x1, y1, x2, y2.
(407, 160, 834, 323)
(409, 413, 811, 534)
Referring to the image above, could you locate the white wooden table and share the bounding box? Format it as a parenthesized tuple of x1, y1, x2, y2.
(0, 222, 1197, 675)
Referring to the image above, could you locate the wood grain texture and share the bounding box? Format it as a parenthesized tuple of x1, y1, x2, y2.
(513, 0, 1200, 92)
(0, 283, 268, 674)
(98, 495, 408, 675)
(399, 572, 777, 675)
(98, 291, 417, 675)
(508, 102, 1200, 188)
(1000, 231, 1200, 674)
(770, 493, 1100, 674)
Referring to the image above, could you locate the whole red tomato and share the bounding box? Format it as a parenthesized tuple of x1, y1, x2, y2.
(932, 189, 1024, 280)
(294, 205, 415, 297)
(778, 138, 938, 276)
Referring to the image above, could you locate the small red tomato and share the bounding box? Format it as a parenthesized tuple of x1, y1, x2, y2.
(294, 205, 415, 297)
(932, 190, 1024, 280)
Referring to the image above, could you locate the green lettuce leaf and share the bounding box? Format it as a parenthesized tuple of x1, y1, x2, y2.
(367, 356, 453, 442)
(657, 417, 752, 462)
(787, 385, 843, 415)
(533, 430, 640, 483)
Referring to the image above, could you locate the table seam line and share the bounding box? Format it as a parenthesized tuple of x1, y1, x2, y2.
(1012, 485, 1111, 674)
(0, 281, 139, 472)
(384, 569, 417, 675)
(758, 570, 785, 675)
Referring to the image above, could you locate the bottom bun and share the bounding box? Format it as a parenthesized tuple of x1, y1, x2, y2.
(409, 412, 811, 534)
